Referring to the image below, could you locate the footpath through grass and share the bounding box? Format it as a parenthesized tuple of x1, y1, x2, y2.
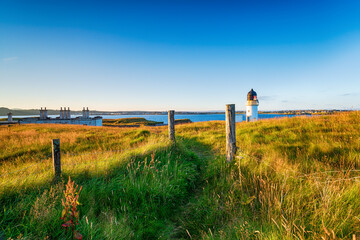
(1, 111, 360, 239)
(175, 111, 360, 239)
(0, 124, 206, 239)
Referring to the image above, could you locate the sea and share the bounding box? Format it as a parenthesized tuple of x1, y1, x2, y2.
(1, 114, 303, 125)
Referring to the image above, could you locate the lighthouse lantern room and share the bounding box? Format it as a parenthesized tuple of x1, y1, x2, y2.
(246, 89, 259, 122)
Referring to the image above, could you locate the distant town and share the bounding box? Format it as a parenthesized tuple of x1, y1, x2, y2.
(259, 109, 351, 115)
(0, 107, 352, 117)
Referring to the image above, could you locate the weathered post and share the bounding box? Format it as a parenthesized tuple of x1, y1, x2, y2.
(52, 139, 61, 178)
(226, 104, 236, 162)
(168, 110, 175, 142)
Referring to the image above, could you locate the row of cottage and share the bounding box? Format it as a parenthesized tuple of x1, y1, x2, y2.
(39, 107, 91, 120)
(6, 107, 102, 126)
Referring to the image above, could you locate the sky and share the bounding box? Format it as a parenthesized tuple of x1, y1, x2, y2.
(1, 0, 360, 111)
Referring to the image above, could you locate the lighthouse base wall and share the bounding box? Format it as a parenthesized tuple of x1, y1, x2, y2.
(246, 105, 258, 122)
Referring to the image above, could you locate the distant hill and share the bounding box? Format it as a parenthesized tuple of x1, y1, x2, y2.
(0, 107, 228, 116)
(0, 107, 41, 116)
(0, 107, 82, 116)
(1, 107, 344, 117)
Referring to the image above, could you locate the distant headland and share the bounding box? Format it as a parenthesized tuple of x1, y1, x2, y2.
(0, 107, 351, 117)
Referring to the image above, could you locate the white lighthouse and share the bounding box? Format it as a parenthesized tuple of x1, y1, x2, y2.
(246, 88, 259, 122)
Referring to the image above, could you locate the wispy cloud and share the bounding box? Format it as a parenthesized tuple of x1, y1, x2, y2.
(340, 92, 359, 97)
(2, 57, 18, 62)
(258, 95, 277, 101)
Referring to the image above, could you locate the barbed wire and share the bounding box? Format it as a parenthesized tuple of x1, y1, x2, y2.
(62, 155, 121, 167)
(1, 156, 116, 187)
(0, 154, 52, 177)
(236, 150, 287, 174)
(236, 149, 360, 184)
(1, 146, 137, 181)
(320, 176, 360, 184)
(297, 169, 360, 178)
(62, 149, 123, 157)
(61, 150, 127, 167)
(3, 144, 358, 186)
(61, 144, 151, 167)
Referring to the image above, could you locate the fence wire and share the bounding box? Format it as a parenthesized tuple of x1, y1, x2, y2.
(2, 146, 359, 187)
(237, 149, 360, 184)
(1, 149, 127, 183)
(1, 154, 52, 177)
(62, 149, 123, 158)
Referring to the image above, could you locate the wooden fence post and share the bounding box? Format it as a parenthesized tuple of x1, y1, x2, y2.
(226, 104, 236, 162)
(52, 139, 61, 178)
(168, 110, 175, 142)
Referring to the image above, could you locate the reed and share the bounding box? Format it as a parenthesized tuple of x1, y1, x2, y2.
(1, 111, 359, 239)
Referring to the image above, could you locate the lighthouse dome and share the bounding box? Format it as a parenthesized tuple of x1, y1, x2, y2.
(247, 89, 258, 101)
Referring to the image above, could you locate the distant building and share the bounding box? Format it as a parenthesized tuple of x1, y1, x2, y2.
(39, 107, 48, 120)
(19, 107, 102, 126)
(82, 107, 90, 119)
(246, 89, 259, 122)
(7, 112, 13, 122)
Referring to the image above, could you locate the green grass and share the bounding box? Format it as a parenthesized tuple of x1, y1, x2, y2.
(1, 112, 360, 239)
(175, 119, 192, 124)
(175, 112, 360, 239)
(103, 117, 192, 127)
(103, 117, 163, 126)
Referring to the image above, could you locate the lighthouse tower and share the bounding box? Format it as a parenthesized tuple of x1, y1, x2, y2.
(246, 89, 259, 122)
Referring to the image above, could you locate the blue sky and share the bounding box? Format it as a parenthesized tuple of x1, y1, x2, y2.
(1, 0, 360, 111)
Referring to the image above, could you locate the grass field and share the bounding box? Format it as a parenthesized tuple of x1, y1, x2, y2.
(1, 112, 360, 239)
(103, 117, 163, 127)
(102, 117, 192, 127)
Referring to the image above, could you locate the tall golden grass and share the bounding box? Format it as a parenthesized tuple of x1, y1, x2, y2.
(1, 111, 359, 239)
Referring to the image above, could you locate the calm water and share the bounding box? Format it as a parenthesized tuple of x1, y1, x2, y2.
(103, 114, 301, 124)
(2, 114, 301, 124)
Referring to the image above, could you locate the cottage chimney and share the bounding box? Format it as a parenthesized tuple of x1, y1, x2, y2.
(7, 112, 13, 122)
(40, 107, 44, 120)
(64, 107, 67, 119)
(44, 107, 48, 119)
